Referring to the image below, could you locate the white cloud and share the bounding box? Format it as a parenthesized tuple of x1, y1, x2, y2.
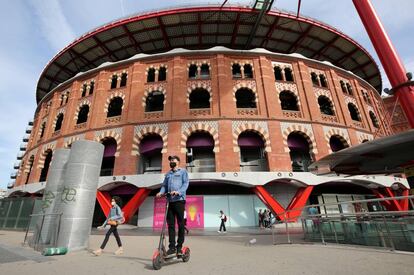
(28, 0, 76, 52)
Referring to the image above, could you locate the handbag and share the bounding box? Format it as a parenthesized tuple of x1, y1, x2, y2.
(107, 220, 117, 226)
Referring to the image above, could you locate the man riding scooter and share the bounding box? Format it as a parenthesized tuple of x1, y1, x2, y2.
(156, 155, 189, 256)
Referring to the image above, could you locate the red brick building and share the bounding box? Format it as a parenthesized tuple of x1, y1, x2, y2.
(8, 6, 409, 227)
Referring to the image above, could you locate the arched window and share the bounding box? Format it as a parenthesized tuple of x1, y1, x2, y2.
(189, 64, 198, 79)
(311, 72, 319, 86)
(54, 113, 64, 132)
(107, 97, 123, 117)
(200, 64, 210, 79)
(25, 155, 35, 184)
(318, 96, 334, 115)
(89, 81, 94, 95)
(329, 135, 349, 152)
(189, 88, 210, 109)
(186, 132, 215, 172)
(348, 103, 361, 121)
(145, 91, 164, 112)
(279, 90, 299, 111)
(120, 73, 127, 87)
(346, 83, 353, 95)
(284, 68, 294, 82)
(274, 66, 283, 81)
(39, 122, 46, 138)
(232, 64, 242, 78)
(238, 131, 268, 172)
(110, 75, 118, 89)
(369, 111, 379, 128)
(100, 138, 117, 176)
(340, 81, 347, 94)
(147, 68, 155, 82)
(235, 88, 256, 108)
(39, 150, 53, 182)
(319, 74, 328, 88)
(81, 84, 87, 97)
(287, 132, 312, 172)
(138, 134, 163, 174)
(158, 67, 167, 81)
(244, 64, 253, 78)
(76, 105, 89, 124)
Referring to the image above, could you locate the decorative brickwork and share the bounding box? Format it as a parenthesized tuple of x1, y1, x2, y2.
(132, 124, 168, 156)
(94, 128, 123, 157)
(232, 120, 270, 153)
(180, 121, 219, 153)
(280, 122, 317, 154)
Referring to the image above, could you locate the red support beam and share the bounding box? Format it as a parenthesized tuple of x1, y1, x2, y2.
(286, 186, 314, 221)
(121, 188, 151, 222)
(253, 186, 285, 219)
(401, 189, 409, 211)
(96, 191, 112, 216)
(383, 187, 403, 211)
(353, 0, 414, 128)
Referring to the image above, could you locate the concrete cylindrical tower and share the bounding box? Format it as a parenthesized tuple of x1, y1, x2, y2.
(33, 149, 70, 248)
(56, 140, 104, 251)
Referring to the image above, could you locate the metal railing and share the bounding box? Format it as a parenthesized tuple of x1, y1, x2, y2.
(23, 212, 63, 251)
(271, 195, 414, 252)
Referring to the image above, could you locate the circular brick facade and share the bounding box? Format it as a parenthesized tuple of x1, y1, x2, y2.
(15, 48, 390, 186)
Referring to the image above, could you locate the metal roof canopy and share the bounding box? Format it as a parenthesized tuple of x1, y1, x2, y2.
(36, 5, 382, 103)
(309, 130, 414, 176)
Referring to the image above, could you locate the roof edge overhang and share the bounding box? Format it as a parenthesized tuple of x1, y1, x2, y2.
(35, 5, 382, 103)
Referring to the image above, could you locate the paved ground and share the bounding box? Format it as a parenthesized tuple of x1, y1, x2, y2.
(1, 228, 414, 275)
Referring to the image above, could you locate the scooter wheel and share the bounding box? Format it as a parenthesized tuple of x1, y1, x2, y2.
(181, 247, 190, 262)
(152, 252, 162, 270)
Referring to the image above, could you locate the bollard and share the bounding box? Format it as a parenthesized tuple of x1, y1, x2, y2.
(42, 247, 68, 256)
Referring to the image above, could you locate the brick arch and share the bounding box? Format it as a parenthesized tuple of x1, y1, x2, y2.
(142, 86, 167, 108)
(316, 94, 335, 113)
(145, 64, 168, 74)
(37, 144, 55, 169)
(108, 70, 128, 81)
(51, 109, 65, 130)
(63, 136, 81, 148)
(131, 126, 168, 156)
(95, 131, 122, 157)
(187, 60, 211, 69)
(324, 129, 351, 153)
(38, 118, 47, 139)
(344, 96, 358, 106)
(277, 89, 301, 108)
(230, 60, 254, 70)
(23, 155, 35, 173)
(73, 99, 91, 121)
(104, 92, 126, 113)
(315, 89, 333, 101)
(358, 133, 373, 143)
(233, 123, 271, 153)
(233, 83, 257, 103)
(187, 83, 212, 103)
(282, 127, 317, 155)
(181, 124, 219, 153)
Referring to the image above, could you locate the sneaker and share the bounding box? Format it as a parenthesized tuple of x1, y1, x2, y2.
(217, 230, 221, 233)
(114, 247, 123, 255)
(166, 248, 176, 255)
(92, 249, 102, 256)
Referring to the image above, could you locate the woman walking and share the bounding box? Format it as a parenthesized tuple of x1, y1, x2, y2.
(92, 197, 124, 256)
(218, 210, 227, 233)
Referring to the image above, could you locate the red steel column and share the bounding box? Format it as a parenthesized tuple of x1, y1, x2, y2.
(353, 0, 414, 128)
(96, 191, 112, 216)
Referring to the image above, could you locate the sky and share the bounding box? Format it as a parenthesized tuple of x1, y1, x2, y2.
(0, 0, 413, 190)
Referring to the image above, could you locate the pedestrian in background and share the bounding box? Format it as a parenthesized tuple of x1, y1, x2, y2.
(92, 197, 124, 256)
(218, 210, 227, 233)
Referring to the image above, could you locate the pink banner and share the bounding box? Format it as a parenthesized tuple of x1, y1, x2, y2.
(153, 196, 204, 228)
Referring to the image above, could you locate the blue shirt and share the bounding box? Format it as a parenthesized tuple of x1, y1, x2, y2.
(103, 204, 123, 227)
(160, 168, 189, 202)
